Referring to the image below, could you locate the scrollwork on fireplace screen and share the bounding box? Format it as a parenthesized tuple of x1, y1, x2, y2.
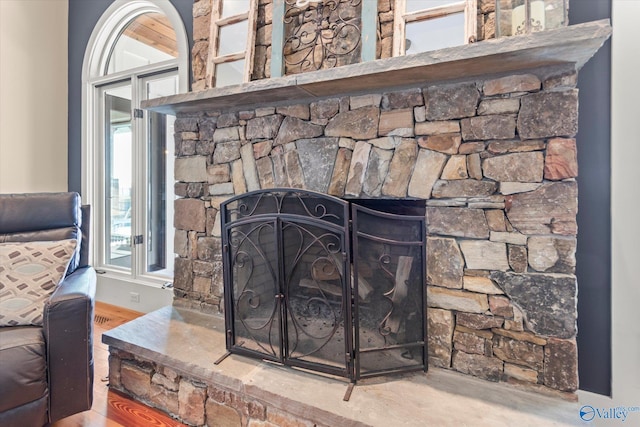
(220, 189, 427, 398)
(283, 0, 362, 74)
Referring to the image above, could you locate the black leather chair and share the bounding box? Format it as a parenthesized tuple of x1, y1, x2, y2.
(0, 192, 96, 426)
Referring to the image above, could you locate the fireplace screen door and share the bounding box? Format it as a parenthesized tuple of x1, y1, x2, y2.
(221, 189, 426, 383)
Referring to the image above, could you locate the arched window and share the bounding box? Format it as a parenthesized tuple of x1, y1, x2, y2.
(82, 0, 188, 295)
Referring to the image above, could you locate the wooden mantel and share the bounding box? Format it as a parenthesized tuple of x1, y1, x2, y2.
(143, 20, 611, 116)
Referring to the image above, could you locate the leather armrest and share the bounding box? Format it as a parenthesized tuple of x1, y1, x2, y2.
(43, 267, 97, 423)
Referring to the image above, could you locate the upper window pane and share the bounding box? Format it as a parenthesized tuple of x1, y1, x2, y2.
(405, 0, 463, 13)
(405, 12, 465, 54)
(220, 0, 250, 19)
(218, 21, 249, 57)
(106, 12, 177, 75)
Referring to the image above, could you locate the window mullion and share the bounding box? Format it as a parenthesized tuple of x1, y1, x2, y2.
(131, 75, 147, 279)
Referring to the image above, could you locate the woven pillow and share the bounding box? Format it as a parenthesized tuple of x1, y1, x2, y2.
(0, 239, 77, 326)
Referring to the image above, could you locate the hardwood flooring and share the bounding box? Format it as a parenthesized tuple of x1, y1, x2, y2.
(49, 303, 187, 427)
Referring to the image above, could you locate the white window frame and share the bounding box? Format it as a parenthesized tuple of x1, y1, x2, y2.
(205, 0, 259, 88)
(393, 0, 477, 56)
(82, 0, 188, 290)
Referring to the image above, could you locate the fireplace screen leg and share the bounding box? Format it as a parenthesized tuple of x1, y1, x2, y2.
(343, 382, 356, 401)
(214, 351, 232, 365)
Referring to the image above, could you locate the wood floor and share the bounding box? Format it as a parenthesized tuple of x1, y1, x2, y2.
(50, 302, 187, 427)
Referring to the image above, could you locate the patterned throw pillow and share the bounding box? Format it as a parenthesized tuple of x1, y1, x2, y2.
(0, 239, 77, 326)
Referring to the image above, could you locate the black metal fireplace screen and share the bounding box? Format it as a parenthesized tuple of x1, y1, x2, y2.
(220, 189, 426, 395)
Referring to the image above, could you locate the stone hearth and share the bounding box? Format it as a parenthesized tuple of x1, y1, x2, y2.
(103, 305, 581, 426)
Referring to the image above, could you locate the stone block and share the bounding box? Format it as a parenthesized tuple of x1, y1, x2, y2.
(407, 149, 447, 199)
(381, 139, 418, 197)
(489, 295, 513, 317)
(483, 74, 541, 96)
(417, 133, 462, 155)
(256, 157, 275, 189)
(175, 156, 208, 183)
(441, 155, 468, 180)
(327, 147, 352, 197)
(205, 399, 242, 427)
(467, 153, 482, 180)
(276, 104, 310, 120)
(459, 142, 485, 154)
(518, 90, 579, 139)
(505, 182, 577, 235)
(456, 312, 504, 330)
(175, 117, 199, 133)
(378, 109, 414, 135)
(207, 164, 230, 184)
(427, 207, 489, 239)
(274, 117, 324, 146)
(490, 231, 527, 245)
(483, 152, 544, 182)
(381, 88, 423, 110)
(493, 335, 544, 370)
(454, 329, 487, 355)
(427, 237, 464, 289)
(485, 209, 507, 232)
(544, 338, 578, 391)
(415, 120, 460, 135)
(477, 98, 521, 115)
(231, 159, 247, 194)
(432, 180, 497, 198)
(362, 147, 393, 197)
(217, 112, 239, 128)
(460, 241, 510, 271)
(492, 328, 547, 346)
(424, 82, 480, 120)
(528, 236, 576, 274)
(427, 308, 454, 368)
(173, 258, 193, 291)
(213, 141, 241, 164)
(246, 115, 284, 140)
(461, 115, 516, 141)
(500, 182, 542, 195)
(325, 106, 379, 139)
(504, 363, 539, 383)
(241, 143, 260, 191)
(311, 98, 340, 121)
(350, 94, 382, 110)
(544, 138, 578, 180)
(369, 136, 400, 150)
(490, 271, 577, 339)
(463, 276, 503, 294)
(121, 361, 152, 398)
(175, 198, 206, 232)
(179, 379, 206, 426)
(175, 230, 188, 258)
(150, 383, 180, 416)
(452, 351, 503, 381)
(427, 286, 489, 314)
(345, 141, 371, 197)
(487, 139, 545, 154)
(213, 127, 240, 144)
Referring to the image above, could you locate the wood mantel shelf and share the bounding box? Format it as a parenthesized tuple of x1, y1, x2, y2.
(143, 19, 611, 116)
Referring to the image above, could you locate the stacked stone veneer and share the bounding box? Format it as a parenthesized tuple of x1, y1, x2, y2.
(171, 67, 580, 396)
(108, 349, 331, 427)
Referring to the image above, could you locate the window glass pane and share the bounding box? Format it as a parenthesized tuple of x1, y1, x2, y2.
(104, 85, 132, 269)
(405, 12, 465, 54)
(146, 75, 178, 276)
(215, 60, 246, 87)
(218, 21, 249, 57)
(220, 0, 250, 19)
(405, 0, 463, 13)
(106, 12, 177, 75)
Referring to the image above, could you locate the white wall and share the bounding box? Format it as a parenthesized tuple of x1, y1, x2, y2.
(0, 0, 68, 193)
(579, 0, 640, 412)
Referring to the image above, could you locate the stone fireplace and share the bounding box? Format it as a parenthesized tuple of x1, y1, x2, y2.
(102, 3, 611, 424)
